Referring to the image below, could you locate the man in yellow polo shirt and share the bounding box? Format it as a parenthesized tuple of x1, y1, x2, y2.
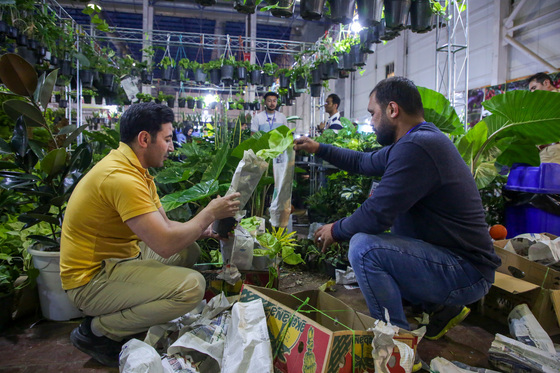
(61, 102, 240, 366)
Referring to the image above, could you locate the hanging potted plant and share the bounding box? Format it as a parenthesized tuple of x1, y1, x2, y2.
(300, 0, 326, 20)
(277, 68, 290, 88)
(248, 63, 262, 85)
(165, 94, 175, 108)
(178, 93, 187, 108)
(233, 0, 260, 14)
(360, 27, 378, 54)
(328, 0, 356, 25)
(291, 64, 309, 92)
(357, 0, 384, 27)
(252, 98, 261, 111)
(263, 0, 296, 18)
(139, 45, 155, 84)
(186, 95, 195, 109)
(220, 55, 236, 82)
(82, 89, 97, 105)
(191, 61, 207, 84)
(195, 96, 205, 109)
(177, 57, 192, 82)
(409, 0, 435, 33)
(351, 43, 367, 67)
(158, 56, 175, 82)
(237, 60, 250, 82)
(310, 83, 322, 98)
(384, 0, 412, 31)
(204, 60, 222, 85)
(262, 62, 278, 87)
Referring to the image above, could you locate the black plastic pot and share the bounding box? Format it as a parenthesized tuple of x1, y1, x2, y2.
(262, 73, 274, 87)
(343, 52, 356, 71)
(300, 0, 325, 20)
(16, 34, 27, 47)
(95, 95, 103, 105)
(339, 69, 350, 79)
(237, 66, 247, 81)
(102, 73, 114, 88)
(357, 0, 384, 27)
(194, 68, 207, 84)
(161, 66, 173, 81)
(27, 39, 38, 50)
(83, 95, 92, 104)
(254, 102, 261, 110)
(310, 68, 322, 85)
(50, 56, 59, 67)
(250, 69, 262, 85)
(36, 45, 46, 57)
(243, 102, 250, 110)
(59, 59, 71, 77)
(212, 217, 238, 239)
(330, 0, 356, 24)
(80, 69, 94, 88)
(209, 69, 221, 85)
(221, 64, 234, 81)
(360, 27, 376, 53)
(384, 0, 412, 31)
(195, 0, 217, 5)
(319, 61, 329, 80)
(270, 0, 296, 18)
(167, 98, 175, 108)
(141, 69, 153, 84)
(325, 61, 338, 79)
(351, 44, 367, 67)
(278, 73, 289, 88)
(59, 99, 68, 108)
(187, 98, 195, 109)
(196, 100, 203, 109)
(233, 0, 257, 14)
(295, 76, 307, 91)
(178, 98, 186, 108)
(410, 0, 434, 33)
(310, 84, 322, 98)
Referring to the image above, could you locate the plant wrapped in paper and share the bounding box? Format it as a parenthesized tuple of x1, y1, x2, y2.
(213, 126, 295, 237)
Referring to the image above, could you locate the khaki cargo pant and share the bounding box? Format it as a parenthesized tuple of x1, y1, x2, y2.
(66, 242, 204, 341)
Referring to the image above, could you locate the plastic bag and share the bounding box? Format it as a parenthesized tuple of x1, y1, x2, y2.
(119, 339, 164, 373)
(269, 147, 295, 228)
(220, 226, 254, 271)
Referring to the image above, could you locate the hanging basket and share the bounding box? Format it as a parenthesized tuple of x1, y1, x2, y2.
(79, 69, 94, 88)
(233, 0, 257, 14)
(360, 27, 376, 53)
(300, 0, 326, 21)
(221, 65, 234, 81)
(409, 0, 434, 33)
(237, 66, 247, 81)
(269, 0, 296, 18)
(178, 98, 186, 108)
(194, 68, 207, 84)
(161, 66, 173, 81)
(262, 73, 275, 87)
(357, 0, 384, 27)
(278, 73, 289, 88)
(187, 98, 195, 109)
(196, 100, 204, 109)
(60, 59, 72, 77)
(310, 68, 322, 85)
(295, 76, 307, 91)
(209, 69, 221, 85)
(325, 61, 338, 79)
(102, 73, 114, 88)
(251, 69, 262, 85)
(167, 98, 175, 108)
(330, 0, 356, 25)
(384, 0, 412, 31)
(310, 84, 322, 98)
(95, 95, 103, 105)
(343, 52, 356, 71)
(351, 44, 367, 67)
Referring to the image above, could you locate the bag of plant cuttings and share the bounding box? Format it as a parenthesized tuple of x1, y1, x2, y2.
(220, 225, 254, 271)
(269, 146, 295, 228)
(213, 150, 268, 238)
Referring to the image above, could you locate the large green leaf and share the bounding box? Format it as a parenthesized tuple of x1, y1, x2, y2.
(201, 143, 229, 182)
(2, 100, 45, 127)
(0, 138, 11, 154)
(231, 130, 271, 159)
(62, 124, 89, 147)
(256, 126, 295, 160)
(39, 69, 58, 111)
(155, 167, 194, 184)
(0, 53, 38, 97)
(456, 120, 487, 167)
(418, 86, 464, 134)
(160, 179, 219, 211)
(10, 116, 28, 158)
(40, 148, 67, 178)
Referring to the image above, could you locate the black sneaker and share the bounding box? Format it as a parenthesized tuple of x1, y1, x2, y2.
(424, 305, 470, 340)
(70, 316, 123, 367)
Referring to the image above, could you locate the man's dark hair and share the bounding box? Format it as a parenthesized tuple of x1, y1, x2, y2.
(263, 91, 279, 100)
(370, 77, 424, 117)
(327, 93, 341, 108)
(120, 102, 174, 145)
(527, 72, 552, 85)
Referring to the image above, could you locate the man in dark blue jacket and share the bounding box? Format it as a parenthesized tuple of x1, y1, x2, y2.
(295, 77, 500, 339)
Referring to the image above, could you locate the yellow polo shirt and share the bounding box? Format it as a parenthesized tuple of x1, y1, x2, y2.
(60, 142, 161, 290)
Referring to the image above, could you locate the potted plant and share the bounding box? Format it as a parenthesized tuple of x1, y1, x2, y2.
(263, 0, 296, 18)
(140, 44, 155, 84)
(186, 95, 195, 109)
(204, 59, 222, 85)
(252, 98, 261, 111)
(136, 92, 153, 103)
(192, 61, 207, 84)
(328, 0, 356, 24)
(82, 89, 97, 104)
(233, 0, 260, 14)
(409, 0, 435, 33)
(166, 93, 175, 108)
(248, 63, 262, 85)
(195, 96, 205, 109)
(300, 0, 326, 20)
(277, 68, 290, 88)
(384, 0, 412, 31)
(357, 0, 384, 26)
(262, 62, 278, 87)
(237, 60, 250, 82)
(158, 56, 176, 82)
(220, 55, 236, 82)
(178, 57, 192, 81)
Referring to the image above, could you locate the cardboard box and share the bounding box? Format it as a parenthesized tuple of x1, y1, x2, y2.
(480, 234, 560, 335)
(239, 285, 418, 373)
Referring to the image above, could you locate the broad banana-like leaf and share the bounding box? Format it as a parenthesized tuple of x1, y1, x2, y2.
(40, 148, 67, 178)
(474, 161, 498, 190)
(418, 86, 464, 134)
(231, 129, 270, 159)
(39, 69, 58, 110)
(160, 179, 219, 211)
(201, 143, 229, 182)
(0, 53, 38, 97)
(155, 167, 194, 184)
(2, 99, 45, 127)
(456, 120, 487, 167)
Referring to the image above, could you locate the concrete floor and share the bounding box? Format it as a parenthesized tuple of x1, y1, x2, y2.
(0, 267, 518, 372)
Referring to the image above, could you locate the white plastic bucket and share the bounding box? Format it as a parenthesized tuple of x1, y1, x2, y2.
(27, 247, 83, 321)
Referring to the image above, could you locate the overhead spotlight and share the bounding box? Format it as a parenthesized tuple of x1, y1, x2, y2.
(351, 19, 363, 34)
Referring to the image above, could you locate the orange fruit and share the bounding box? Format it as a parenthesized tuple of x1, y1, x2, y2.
(489, 224, 508, 240)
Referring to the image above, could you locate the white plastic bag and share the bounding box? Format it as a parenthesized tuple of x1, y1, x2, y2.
(119, 338, 164, 373)
(221, 225, 254, 270)
(222, 299, 273, 373)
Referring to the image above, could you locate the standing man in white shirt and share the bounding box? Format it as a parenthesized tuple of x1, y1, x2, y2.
(251, 91, 289, 133)
(318, 94, 343, 134)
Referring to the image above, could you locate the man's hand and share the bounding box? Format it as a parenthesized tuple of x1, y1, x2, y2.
(314, 223, 334, 252)
(200, 223, 228, 241)
(203, 193, 241, 220)
(294, 137, 320, 154)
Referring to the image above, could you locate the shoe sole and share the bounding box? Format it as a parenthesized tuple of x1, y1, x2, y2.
(425, 306, 471, 341)
(70, 328, 120, 367)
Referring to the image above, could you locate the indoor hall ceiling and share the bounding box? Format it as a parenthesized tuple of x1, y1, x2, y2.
(57, 0, 328, 47)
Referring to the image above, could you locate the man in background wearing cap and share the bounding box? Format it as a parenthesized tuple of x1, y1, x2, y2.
(251, 91, 289, 133)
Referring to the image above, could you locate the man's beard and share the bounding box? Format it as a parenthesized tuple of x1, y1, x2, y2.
(375, 114, 396, 146)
